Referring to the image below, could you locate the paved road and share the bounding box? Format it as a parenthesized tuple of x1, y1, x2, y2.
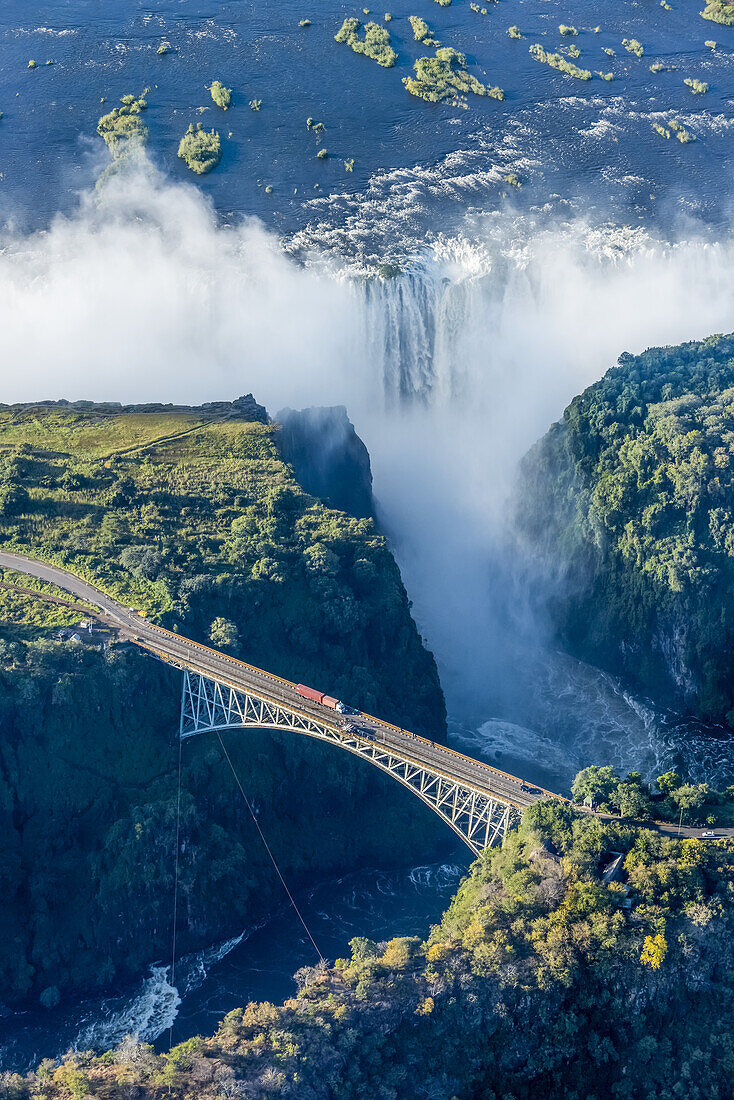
(0, 551, 553, 811)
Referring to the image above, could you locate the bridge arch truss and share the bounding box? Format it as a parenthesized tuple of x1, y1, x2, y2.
(180, 669, 519, 856)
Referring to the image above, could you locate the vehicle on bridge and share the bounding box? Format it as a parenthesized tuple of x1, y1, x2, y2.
(296, 683, 357, 715)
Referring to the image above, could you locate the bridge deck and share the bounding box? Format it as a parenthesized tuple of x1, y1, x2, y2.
(0, 551, 554, 811)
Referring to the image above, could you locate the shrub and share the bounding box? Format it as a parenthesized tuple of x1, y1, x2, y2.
(334, 18, 397, 66)
(97, 94, 149, 158)
(209, 80, 232, 109)
(684, 76, 709, 92)
(177, 123, 222, 174)
(529, 43, 592, 79)
(622, 38, 643, 57)
(700, 0, 734, 25)
(404, 46, 504, 102)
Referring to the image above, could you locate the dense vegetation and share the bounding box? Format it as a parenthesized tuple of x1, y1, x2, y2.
(517, 332, 734, 726)
(7, 803, 732, 1099)
(700, 0, 734, 26)
(0, 398, 446, 1006)
(571, 764, 734, 825)
(334, 18, 397, 68)
(404, 47, 503, 103)
(177, 123, 222, 173)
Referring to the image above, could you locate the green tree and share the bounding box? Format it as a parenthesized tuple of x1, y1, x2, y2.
(571, 765, 620, 808)
(657, 771, 682, 794)
(208, 617, 239, 650)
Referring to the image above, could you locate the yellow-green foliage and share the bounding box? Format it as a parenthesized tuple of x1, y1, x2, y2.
(507, 25, 522, 38)
(705, 38, 717, 46)
(650, 60, 666, 72)
(597, 70, 614, 80)
(96, 94, 149, 159)
(603, 46, 615, 56)
(623, 37, 644, 57)
(299, 18, 311, 26)
(404, 47, 504, 102)
(409, 16, 439, 45)
(529, 42, 592, 79)
(249, 98, 262, 110)
(669, 118, 695, 141)
(177, 123, 222, 174)
(652, 121, 671, 138)
(684, 76, 709, 92)
(640, 932, 667, 969)
(700, 0, 734, 24)
(28, 59, 37, 69)
(559, 24, 577, 35)
(316, 147, 328, 158)
(157, 42, 171, 55)
(0, 568, 94, 630)
(209, 80, 232, 109)
(435, 0, 451, 6)
(344, 158, 355, 171)
(334, 17, 397, 66)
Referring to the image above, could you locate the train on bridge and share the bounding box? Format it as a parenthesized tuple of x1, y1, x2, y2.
(296, 683, 358, 716)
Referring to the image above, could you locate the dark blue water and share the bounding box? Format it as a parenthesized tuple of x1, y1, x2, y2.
(1, 0, 733, 248)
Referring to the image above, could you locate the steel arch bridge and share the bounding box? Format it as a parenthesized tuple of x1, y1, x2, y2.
(180, 669, 520, 856)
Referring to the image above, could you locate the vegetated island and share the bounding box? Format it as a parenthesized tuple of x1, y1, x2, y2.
(335, 17, 397, 67)
(0, 397, 445, 1008)
(404, 47, 504, 102)
(8, 796, 733, 1098)
(96, 92, 149, 184)
(529, 43, 592, 80)
(516, 332, 734, 727)
(700, 0, 734, 25)
(209, 80, 232, 109)
(178, 122, 222, 173)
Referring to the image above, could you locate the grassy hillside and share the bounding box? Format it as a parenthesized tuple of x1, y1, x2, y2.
(9, 805, 733, 1099)
(517, 333, 734, 725)
(0, 398, 447, 1007)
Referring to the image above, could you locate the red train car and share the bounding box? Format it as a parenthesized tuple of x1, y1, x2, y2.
(296, 684, 354, 714)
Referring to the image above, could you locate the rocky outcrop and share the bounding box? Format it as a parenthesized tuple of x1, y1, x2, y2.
(275, 406, 374, 519)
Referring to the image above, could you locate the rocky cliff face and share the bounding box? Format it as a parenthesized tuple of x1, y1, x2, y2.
(515, 333, 734, 726)
(0, 399, 446, 1008)
(275, 406, 374, 520)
